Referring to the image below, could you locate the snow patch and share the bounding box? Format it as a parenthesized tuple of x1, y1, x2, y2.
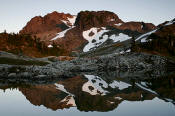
(109, 33, 131, 43)
(55, 83, 74, 96)
(61, 16, 76, 27)
(115, 23, 122, 26)
(60, 95, 76, 106)
(61, 20, 68, 25)
(82, 75, 109, 95)
(115, 97, 122, 100)
(141, 82, 148, 87)
(135, 29, 157, 42)
(82, 27, 109, 52)
(109, 101, 115, 104)
(48, 45, 53, 48)
(82, 75, 132, 95)
(136, 83, 157, 95)
(165, 98, 174, 102)
(141, 94, 143, 98)
(109, 80, 131, 90)
(141, 25, 143, 29)
(110, 19, 115, 21)
(82, 27, 131, 52)
(67, 16, 76, 26)
(51, 27, 74, 40)
(165, 19, 175, 26)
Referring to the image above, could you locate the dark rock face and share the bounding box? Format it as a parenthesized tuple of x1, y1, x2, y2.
(20, 11, 74, 34)
(74, 11, 123, 30)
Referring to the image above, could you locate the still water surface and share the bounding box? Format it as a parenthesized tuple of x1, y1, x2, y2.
(0, 74, 175, 116)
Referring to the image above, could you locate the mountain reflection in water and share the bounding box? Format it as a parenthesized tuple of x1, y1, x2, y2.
(0, 73, 175, 116)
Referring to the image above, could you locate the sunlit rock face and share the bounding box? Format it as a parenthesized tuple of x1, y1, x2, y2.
(20, 11, 75, 35)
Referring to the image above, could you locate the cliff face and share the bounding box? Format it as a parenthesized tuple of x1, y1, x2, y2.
(74, 11, 123, 30)
(20, 11, 74, 34)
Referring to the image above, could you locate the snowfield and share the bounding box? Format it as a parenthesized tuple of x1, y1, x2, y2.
(82, 27, 131, 52)
(82, 27, 109, 52)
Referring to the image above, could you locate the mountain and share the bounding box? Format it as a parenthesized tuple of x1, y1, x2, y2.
(20, 11, 76, 44)
(20, 11, 76, 34)
(19, 11, 156, 56)
(1, 10, 174, 58)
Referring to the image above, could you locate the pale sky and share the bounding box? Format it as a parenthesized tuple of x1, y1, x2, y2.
(0, 0, 175, 33)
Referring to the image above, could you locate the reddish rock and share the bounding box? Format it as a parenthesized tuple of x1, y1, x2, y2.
(117, 22, 156, 33)
(20, 11, 74, 34)
(74, 11, 123, 30)
(54, 27, 87, 54)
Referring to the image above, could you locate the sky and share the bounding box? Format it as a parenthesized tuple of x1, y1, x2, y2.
(0, 0, 175, 33)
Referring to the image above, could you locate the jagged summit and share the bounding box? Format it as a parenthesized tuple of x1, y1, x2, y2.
(20, 11, 75, 34)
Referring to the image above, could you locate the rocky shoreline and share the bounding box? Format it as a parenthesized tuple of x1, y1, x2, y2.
(0, 52, 174, 81)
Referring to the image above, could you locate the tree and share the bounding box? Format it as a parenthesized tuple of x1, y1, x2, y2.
(131, 36, 136, 52)
(3, 30, 7, 34)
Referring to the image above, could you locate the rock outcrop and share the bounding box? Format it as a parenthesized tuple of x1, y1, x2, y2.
(74, 11, 123, 30)
(116, 21, 156, 33)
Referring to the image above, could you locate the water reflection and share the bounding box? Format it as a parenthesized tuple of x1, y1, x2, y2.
(0, 73, 175, 115)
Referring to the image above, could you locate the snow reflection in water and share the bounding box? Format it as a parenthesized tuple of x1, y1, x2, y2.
(0, 74, 175, 116)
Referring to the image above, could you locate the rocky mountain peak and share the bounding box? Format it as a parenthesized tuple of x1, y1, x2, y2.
(74, 11, 123, 30)
(20, 11, 74, 34)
